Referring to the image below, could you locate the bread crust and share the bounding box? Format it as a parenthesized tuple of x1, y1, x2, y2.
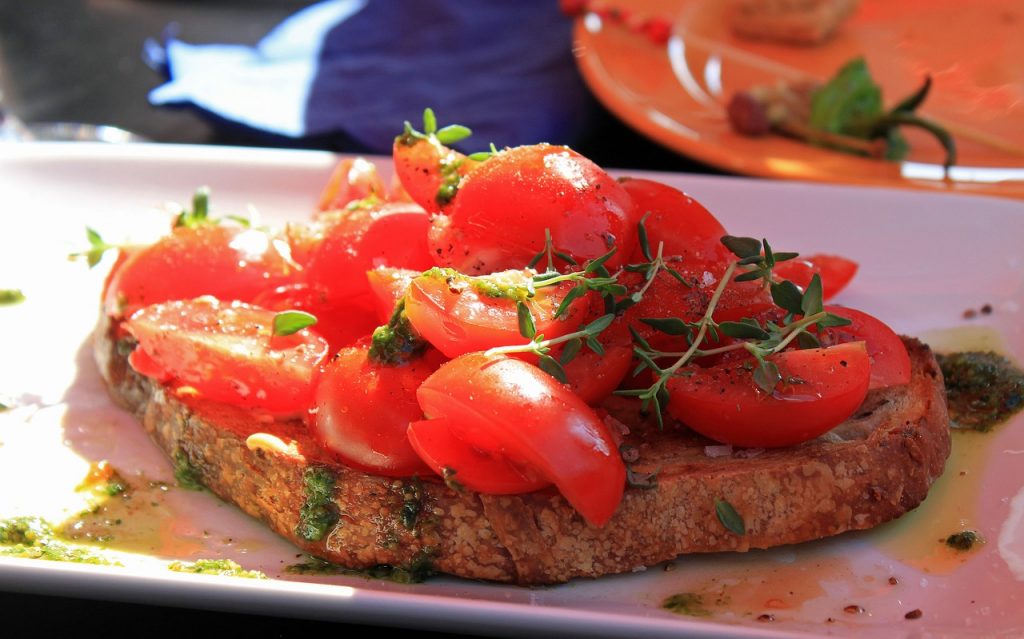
(95, 312, 950, 585)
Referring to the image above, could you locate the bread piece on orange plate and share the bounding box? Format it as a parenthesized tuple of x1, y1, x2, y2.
(727, 0, 860, 45)
(95, 311, 949, 585)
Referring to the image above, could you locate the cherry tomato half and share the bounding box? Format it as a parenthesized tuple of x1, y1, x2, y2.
(666, 341, 871, 448)
(316, 157, 387, 213)
(403, 268, 589, 359)
(407, 417, 550, 494)
(392, 135, 479, 215)
(773, 254, 858, 301)
(429, 144, 636, 274)
(126, 297, 329, 416)
(620, 178, 731, 265)
(105, 225, 297, 318)
(311, 342, 447, 477)
(416, 353, 626, 526)
(303, 202, 435, 302)
(820, 305, 911, 389)
(252, 283, 379, 354)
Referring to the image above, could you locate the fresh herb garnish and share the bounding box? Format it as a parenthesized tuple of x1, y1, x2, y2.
(369, 298, 427, 365)
(296, 466, 339, 542)
(715, 499, 746, 536)
(69, 227, 118, 268)
(0, 289, 25, 306)
(487, 312, 615, 384)
(272, 310, 317, 337)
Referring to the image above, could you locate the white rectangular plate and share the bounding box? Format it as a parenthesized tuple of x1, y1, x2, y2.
(1, 143, 1022, 638)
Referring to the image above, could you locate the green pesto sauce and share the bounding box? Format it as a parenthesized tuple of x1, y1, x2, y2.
(435, 157, 464, 206)
(420, 267, 532, 302)
(173, 450, 205, 491)
(937, 351, 1024, 431)
(662, 592, 713, 617)
(0, 517, 115, 565)
(285, 549, 437, 584)
(296, 466, 339, 542)
(399, 479, 423, 533)
(369, 298, 426, 365)
(168, 558, 266, 579)
(945, 529, 983, 551)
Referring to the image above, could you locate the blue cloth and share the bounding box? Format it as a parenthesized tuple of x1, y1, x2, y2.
(148, 0, 593, 153)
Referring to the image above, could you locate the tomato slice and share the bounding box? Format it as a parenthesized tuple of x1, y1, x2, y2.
(392, 135, 479, 214)
(666, 341, 871, 448)
(316, 157, 387, 213)
(126, 297, 329, 416)
(820, 305, 911, 389)
(311, 342, 446, 477)
(417, 353, 626, 526)
(429, 144, 636, 274)
(104, 225, 298, 318)
(303, 202, 435, 302)
(620, 178, 731, 265)
(773, 254, 858, 301)
(407, 418, 550, 494)
(252, 282, 379, 353)
(365, 266, 421, 323)
(403, 268, 588, 359)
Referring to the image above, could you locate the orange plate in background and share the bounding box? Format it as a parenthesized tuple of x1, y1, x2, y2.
(573, 0, 1024, 198)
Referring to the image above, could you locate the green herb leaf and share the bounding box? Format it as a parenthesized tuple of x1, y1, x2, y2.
(554, 285, 587, 319)
(809, 57, 883, 137)
(718, 319, 770, 340)
(715, 499, 746, 536)
(559, 337, 583, 365)
(752, 360, 782, 394)
(422, 108, 438, 135)
(800, 274, 825, 317)
(721, 236, 761, 259)
(585, 335, 605, 356)
(538, 354, 568, 383)
(584, 313, 615, 336)
(516, 301, 537, 339)
(0, 289, 25, 306)
(639, 317, 691, 336)
(818, 311, 852, 328)
(637, 212, 653, 261)
(770, 280, 804, 315)
(797, 332, 821, 349)
(273, 310, 317, 336)
(891, 75, 932, 114)
(435, 124, 473, 146)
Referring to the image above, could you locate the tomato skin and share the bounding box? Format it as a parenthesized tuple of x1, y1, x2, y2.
(316, 157, 387, 213)
(820, 305, 911, 389)
(429, 144, 636, 274)
(252, 283, 379, 353)
(404, 269, 588, 359)
(125, 297, 329, 415)
(365, 266, 420, 323)
(774, 254, 858, 301)
(303, 202, 435, 302)
(104, 225, 298, 318)
(666, 341, 871, 448)
(407, 418, 550, 494)
(417, 353, 626, 527)
(392, 136, 478, 215)
(620, 178, 731, 265)
(310, 342, 446, 477)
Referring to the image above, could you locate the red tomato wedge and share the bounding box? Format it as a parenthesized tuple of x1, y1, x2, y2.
(416, 353, 626, 526)
(104, 225, 297, 318)
(403, 268, 588, 359)
(252, 282, 379, 353)
(125, 297, 329, 415)
(666, 341, 871, 448)
(820, 305, 911, 389)
(407, 418, 550, 494)
(311, 342, 445, 477)
(773, 254, 858, 301)
(429, 144, 636, 274)
(316, 157, 387, 213)
(366, 266, 420, 323)
(620, 178, 731, 265)
(303, 202, 435, 302)
(392, 135, 479, 214)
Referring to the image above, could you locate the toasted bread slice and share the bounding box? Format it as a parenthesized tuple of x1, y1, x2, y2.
(95, 312, 950, 585)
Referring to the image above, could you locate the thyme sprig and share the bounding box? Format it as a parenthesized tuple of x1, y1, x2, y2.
(485, 313, 615, 383)
(618, 213, 690, 312)
(398, 107, 473, 147)
(68, 227, 119, 268)
(618, 234, 851, 427)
